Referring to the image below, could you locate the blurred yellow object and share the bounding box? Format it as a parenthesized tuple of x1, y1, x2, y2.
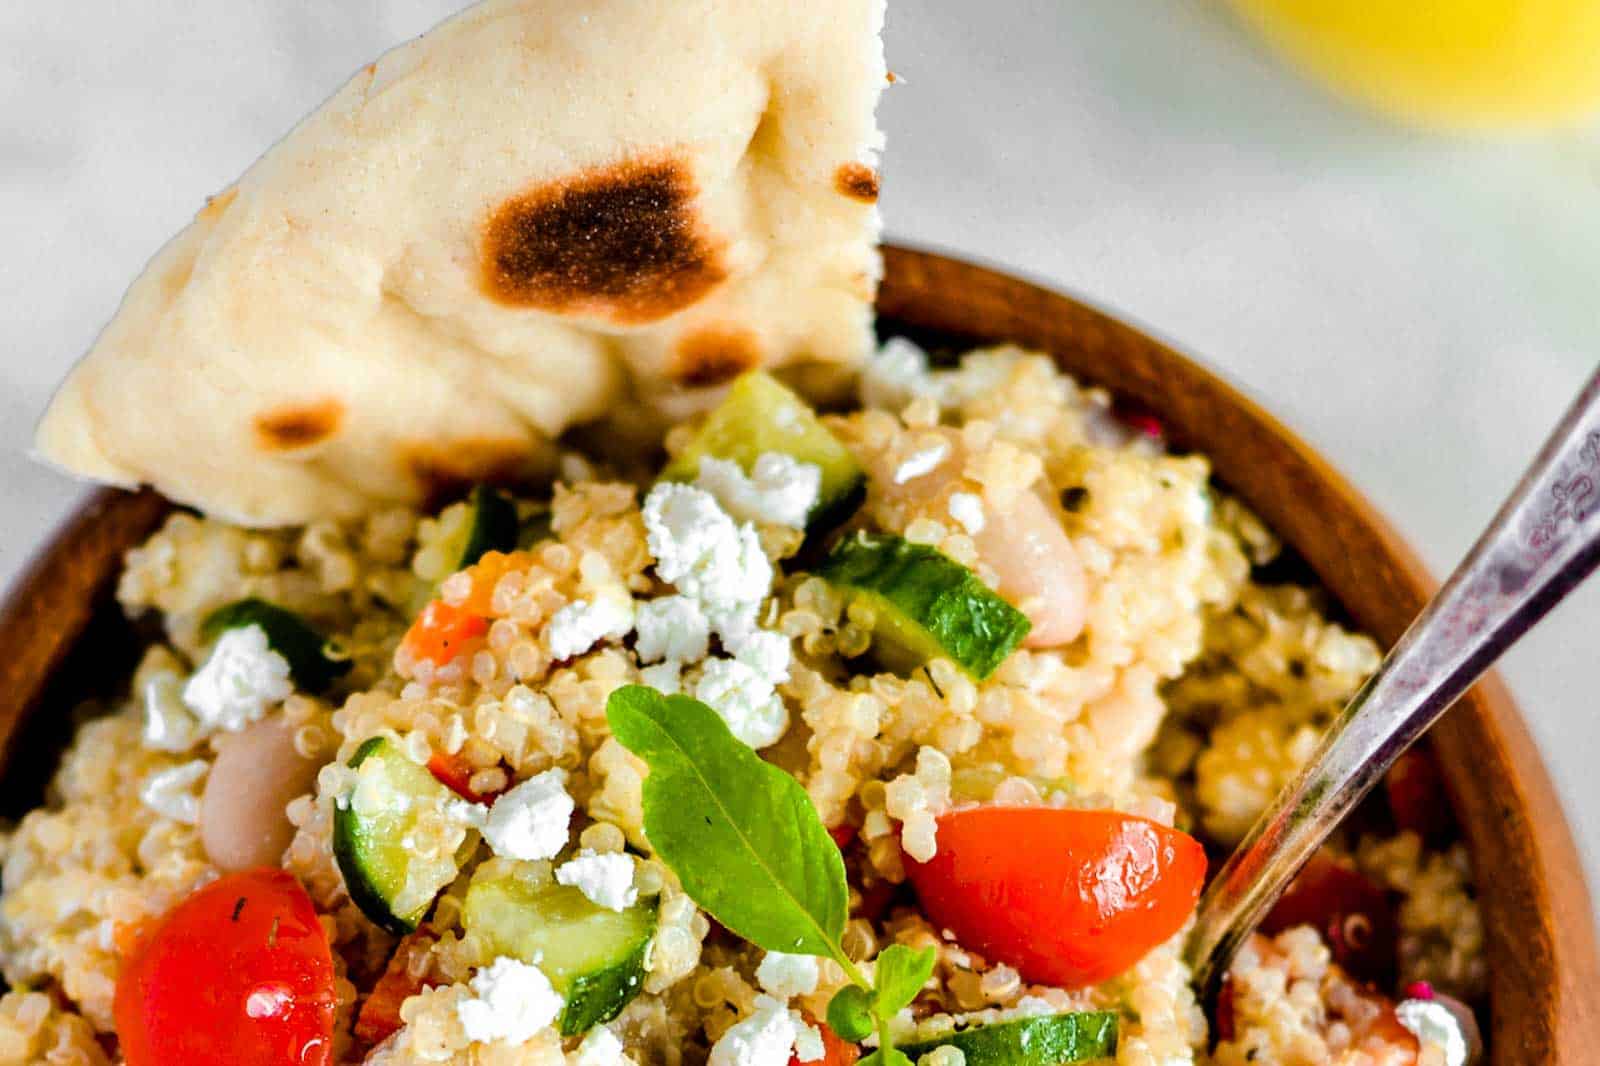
(1227, 0, 1600, 130)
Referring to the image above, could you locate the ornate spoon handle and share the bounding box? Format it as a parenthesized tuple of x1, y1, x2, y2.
(1187, 364, 1600, 997)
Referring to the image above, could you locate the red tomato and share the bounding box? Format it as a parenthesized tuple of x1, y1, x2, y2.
(1262, 853, 1397, 986)
(426, 751, 504, 805)
(789, 1017, 860, 1066)
(828, 823, 859, 851)
(903, 807, 1206, 988)
(1384, 746, 1455, 843)
(402, 601, 488, 667)
(115, 869, 336, 1066)
(354, 931, 438, 1048)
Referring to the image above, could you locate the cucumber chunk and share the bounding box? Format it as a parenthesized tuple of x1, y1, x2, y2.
(816, 532, 1031, 681)
(463, 869, 657, 1036)
(200, 598, 350, 691)
(439, 485, 520, 569)
(333, 737, 471, 935)
(661, 371, 865, 531)
(899, 1011, 1119, 1065)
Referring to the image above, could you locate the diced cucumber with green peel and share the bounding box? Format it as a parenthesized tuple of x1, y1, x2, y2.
(199, 598, 350, 692)
(333, 737, 470, 935)
(661, 370, 865, 531)
(437, 485, 521, 569)
(462, 869, 657, 1036)
(898, 1011, 1120, 1065)
(816, 532, 1032, 681)
(516, 503, 555, 549)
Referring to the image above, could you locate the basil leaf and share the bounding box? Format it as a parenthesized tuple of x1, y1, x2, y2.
(606, 685, 848, 956)
(873, 944, 937, 1016)
(827, 985, 876, 1042)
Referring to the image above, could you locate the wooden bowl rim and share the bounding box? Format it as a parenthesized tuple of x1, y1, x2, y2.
(1, 245, 1594, 1062)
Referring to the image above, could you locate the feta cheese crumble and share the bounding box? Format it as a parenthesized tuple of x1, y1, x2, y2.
(634, 596, 711, 665)
(756, 951, 820, 999)
(546, 595, 635, 661)
(726, 628, 791, 686)
(947, 492, 986, 535)
(570, 1026, 631, 1065)
(860, 337, 939, 411)
(1396, 999, 1469, 1066)
(142, 669, 201, 752)
(708, 995, 821, 1066)
(139, 759, 209, 824)
(555, 850, 638, 912)
(482, 770, 574, 861)
(694, 453, 822, 530)
(894, 440, 951, 484)
(181, 624, 293, 733)
(642, 483, 772, 621)
(638, 661, 683, 696)
(694, 658, 789, 750)
(456, 956, 563, 1047)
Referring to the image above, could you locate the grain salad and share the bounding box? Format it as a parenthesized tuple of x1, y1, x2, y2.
(0, 347, 1483, 1066)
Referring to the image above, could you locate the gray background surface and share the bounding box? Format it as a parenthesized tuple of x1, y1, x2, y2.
(2, 1, 1596, 901)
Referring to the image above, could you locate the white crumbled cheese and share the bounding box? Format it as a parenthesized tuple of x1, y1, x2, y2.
(695, 658, 789, 749)
(792, 1022, 825, 1063)
(555, 850, 638, 912)
(694, 453, 822, 530)
(482, 770, 574, 861)
(181, 625, 293, 733)
(638, 661, 683, 696)
(860, 337, 939, 411)
(708, 995, 805, 1066)
(727, 628, 792, 686)
(756, 951, 820, 999)
(139, 760, 209, 825)
(141, 670, 201, 752)
(633, 596, 711, 665)
(947, 492, 986, 535)
(546, 595, 635, 661)
(1396, 999, 1469, 1066)
(642, 484, 772, 620)
(570, 1026, 631, 1065)
(894, 440, 952, 484)
(456, 956, 564, 1046)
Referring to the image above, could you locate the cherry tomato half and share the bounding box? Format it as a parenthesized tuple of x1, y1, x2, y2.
(1385, 746, 1455, 843)
(904, 807, 1207, 988)
(115, 868, 336, 1066)
(1261, 852, 1397, 986)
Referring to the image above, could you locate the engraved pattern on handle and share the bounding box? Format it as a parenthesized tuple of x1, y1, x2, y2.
(1187, 364, 1600, 998)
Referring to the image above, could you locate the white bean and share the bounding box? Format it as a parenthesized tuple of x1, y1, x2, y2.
(868, 429, 1087, 648)
(200, 712, 324, 872)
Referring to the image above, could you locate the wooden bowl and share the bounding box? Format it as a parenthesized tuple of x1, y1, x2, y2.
(1, 246, 1594, 1062)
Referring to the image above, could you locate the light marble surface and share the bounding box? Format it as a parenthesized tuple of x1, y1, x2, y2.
(2, 2, 1596, 900)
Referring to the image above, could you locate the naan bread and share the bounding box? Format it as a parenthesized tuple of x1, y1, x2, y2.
(36, 0, 886, 525)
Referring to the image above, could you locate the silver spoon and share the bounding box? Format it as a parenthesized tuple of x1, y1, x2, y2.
(1186, 363, 1600, 999)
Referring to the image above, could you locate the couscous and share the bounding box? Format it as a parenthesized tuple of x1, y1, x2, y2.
(0, 346, 1482, 1065)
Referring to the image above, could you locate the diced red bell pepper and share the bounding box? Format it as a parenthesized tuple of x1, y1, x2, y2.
(353, 931, 438, 1049)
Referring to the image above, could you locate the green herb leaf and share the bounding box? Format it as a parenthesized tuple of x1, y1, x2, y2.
(873, 944, 937, 1016)
(605, 685, 848, 956)
(827, 985, 876, 1042)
